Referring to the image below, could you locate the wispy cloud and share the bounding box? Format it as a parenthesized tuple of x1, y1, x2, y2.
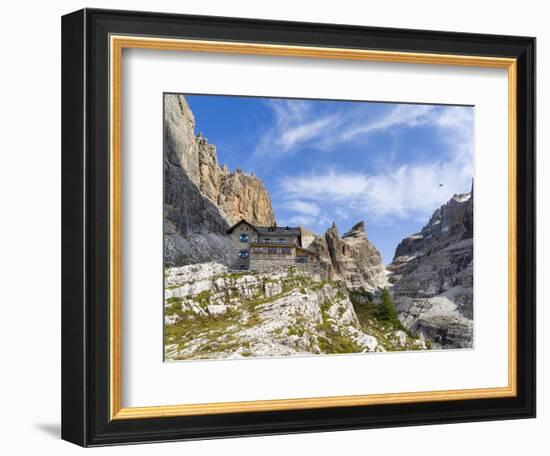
(276, 104, 474, 225)
(274, 200, 330, 229)
(287, 214, 326, 228)
(279, 156, 472, 224)
(285, 200, 321, 216)
(253, 100, 462, 159)
(338, 104, 434, 142)
(254, 99, 337, 157)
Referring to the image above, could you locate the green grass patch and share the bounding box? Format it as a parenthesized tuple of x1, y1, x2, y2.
(317, 330, 363, 354)
(347, 289, 430, 351)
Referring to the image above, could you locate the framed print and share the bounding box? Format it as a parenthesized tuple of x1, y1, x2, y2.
(61, 8, 536, 447)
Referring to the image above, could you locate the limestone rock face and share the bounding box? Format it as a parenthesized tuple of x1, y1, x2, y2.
(217, 170, 276, 226)
(164, 94, 200, 182)
(164, 94, 277, 265)
(164, 263, 424, 360)
(164, 95, 233, 266)
(310, 221, 387, 291)
(387, 188, 474, 349)
(299, 225, 317, 249)
(393, 189, 473, 261)
(164, 94, 275, 227)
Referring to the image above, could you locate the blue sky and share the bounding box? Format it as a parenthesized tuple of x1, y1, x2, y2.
(185, 94, 473, 265)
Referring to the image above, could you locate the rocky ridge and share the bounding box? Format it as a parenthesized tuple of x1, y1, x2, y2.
(164, 262, 425, 360)
(310, 221, 387, 291)
(164, 95, 230, 266)
(387, 186, 474, 348)
(165, 94, 275, 227)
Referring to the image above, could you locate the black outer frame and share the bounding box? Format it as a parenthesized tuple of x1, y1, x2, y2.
(61, 8, 536, 447)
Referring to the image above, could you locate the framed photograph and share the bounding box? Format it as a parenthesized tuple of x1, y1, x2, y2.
(61, 8, 535, 446)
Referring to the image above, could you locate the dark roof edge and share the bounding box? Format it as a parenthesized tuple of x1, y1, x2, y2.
(226, 218, 258, 234)
(227, 219, 303, 234)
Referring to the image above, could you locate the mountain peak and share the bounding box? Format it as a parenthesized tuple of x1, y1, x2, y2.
(328, 222, 339, 237)
(308, 220, 386, 291)
(387, 189, 474, 349)
(348, 221, 365, 233)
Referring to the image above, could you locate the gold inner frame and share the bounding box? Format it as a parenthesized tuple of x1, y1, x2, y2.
(109, 35, 518, 420)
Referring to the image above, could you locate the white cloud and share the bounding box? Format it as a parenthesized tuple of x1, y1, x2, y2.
(261, 99, 474, 226)
(285, 200, 321, 216)
(277, 200, 331, 228)
(279, 116, 337, 152)
(338, 104, 435, 142)
(253, 100, 469, 159)
(280, 171, 369, 201)
(279, 155, 472, 224)
(287, 215, 319, 227)
(434, 105, 472, 132)
(255, 99, 328, 156)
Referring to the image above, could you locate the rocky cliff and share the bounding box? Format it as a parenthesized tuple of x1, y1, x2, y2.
(164, 263, 424, 360)
(164, 95, 232, 266)
(164, 94, 276, 266)
(217, 170, 276, 226)
(164, 94, 275, 227)
(299, 225, 317, 249)
(387, 186, 474, 348)
(310, 221, 387, 291)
